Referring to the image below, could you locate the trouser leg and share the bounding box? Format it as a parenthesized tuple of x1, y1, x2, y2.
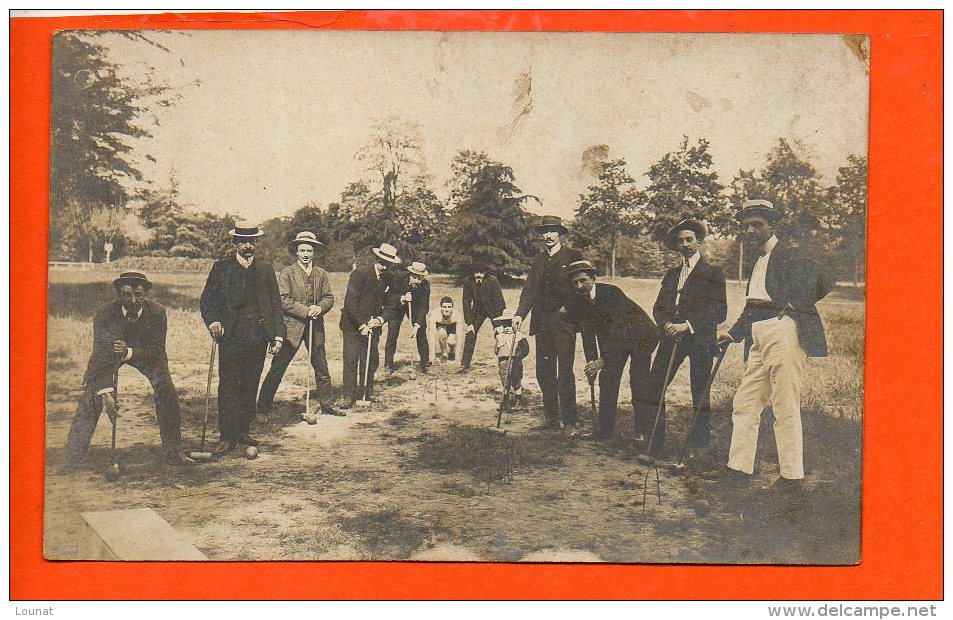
(384, 317, 402, 369)
(629, 348, 655, 438)
(535, 329, 559, 423)
(134, 358, 183, 458)
(687, 347, 716, 447)
(648, 339, 687, 445)
(552, 320, 578, 426)
(237, 343, 267, 435)
(763, 317, 808, 479)
(511, 357, 523, 391)
(726, 332, 773, 475)
(64, 385, 105, 466)
(598, 352, 626, 436)
(460, 316, 485, 368)
(257, 338, 299, 413)
(416, 326, 429, 368)
(217, 341, 241, 441)
(342, 332, 360, 402)
(308, 339, 334, 407)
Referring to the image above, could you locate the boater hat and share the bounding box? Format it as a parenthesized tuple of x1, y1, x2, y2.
(228, 221, 265, 238)
(493, 308, 516, 324)
(407, 261, 428, 276)
(566, 259, 598, 277)
(534, 215, 569, 236)
(666, 218, 708, 250)
(735, 199, 783, 224)
(289, 230, 324, 251)
(371, 242, 401, 264)
(113, 270, 152, 292)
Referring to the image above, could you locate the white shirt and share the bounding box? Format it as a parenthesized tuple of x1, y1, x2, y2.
(675, 252, 700, 306)
(236, 253, 254, 269)
(98, 306, 140, 394)
(747, 235, 779, 302)
(547, 241, 562, 256)
(298, 261, 312, 276)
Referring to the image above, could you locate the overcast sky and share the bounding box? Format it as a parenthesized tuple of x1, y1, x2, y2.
(94, 30, 869, 221)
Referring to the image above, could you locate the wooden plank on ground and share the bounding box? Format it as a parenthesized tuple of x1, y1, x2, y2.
(80, 508, 207, 561)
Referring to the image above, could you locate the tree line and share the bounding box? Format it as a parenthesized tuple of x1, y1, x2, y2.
(50, 32, 867, 284)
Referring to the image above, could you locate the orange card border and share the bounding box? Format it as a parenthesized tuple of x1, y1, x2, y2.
(10, 10, 943, 600)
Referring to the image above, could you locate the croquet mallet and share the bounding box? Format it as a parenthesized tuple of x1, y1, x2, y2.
(356, 330, 374, 407)
(190, 340, 217, 462)
(671, 342, 730, 473)
(638, 340, 680, 465)
(303, 319, 318, 424)
(104, 370, 122, 481)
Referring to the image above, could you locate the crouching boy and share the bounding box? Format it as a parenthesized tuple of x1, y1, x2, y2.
(493, 309, 530, 411)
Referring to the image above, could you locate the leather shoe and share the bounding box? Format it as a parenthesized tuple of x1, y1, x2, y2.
(238, 434, 259, 447)
(165, 451, 196, 466)
(701, 466, 751, 487)
(212, 441, 236, 456)
(455, 366, 470, 374)
(337, 399, 354, 410)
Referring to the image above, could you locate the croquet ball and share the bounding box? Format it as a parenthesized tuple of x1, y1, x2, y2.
(245, 446, 258, 460)
(693, 499, 711, 517)
(305, 414, 318, 425)
(104, 464, 121, 482)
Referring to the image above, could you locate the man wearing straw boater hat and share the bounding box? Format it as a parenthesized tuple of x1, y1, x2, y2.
(708, 199, 833, 501)
(257, 231, 342, 418)
(200, 222, 285, 455)
(513, 215, 583, 433)
(63, 271, 192, 469)
(647, 218, 727, 454)
(383, 261, 432, 374)
(566, 260, 658, 440)
(338, 242, 403, 407)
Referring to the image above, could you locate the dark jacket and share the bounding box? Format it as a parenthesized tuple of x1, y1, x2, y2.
(462, 274, 505, 324)
(515, 245, 584, 335)
(728, 244, 833, 357)
(569, 283, 659, 362)
(339, 264, 402, 336)
(653, 258, 728, 351)
(386, 270, 431, 327)
(82, 299, 170, 393)
(200, 255, 285, 343)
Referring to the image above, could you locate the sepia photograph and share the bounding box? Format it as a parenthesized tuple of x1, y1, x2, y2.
(44, 29, 868, 564)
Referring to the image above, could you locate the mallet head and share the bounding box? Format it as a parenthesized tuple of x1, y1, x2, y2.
(104, 463, 121, 482)
(245, 446, 259, 460)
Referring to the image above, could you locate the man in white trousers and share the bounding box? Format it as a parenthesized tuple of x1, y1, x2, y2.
(713, 200, 833, 503)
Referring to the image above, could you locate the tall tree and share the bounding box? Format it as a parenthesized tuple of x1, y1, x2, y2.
(827, 154, 868, 284)
(443, 158, 537, 282)
(573, 158, 644, 278)
(50, 31, 177, 261)
(643, 136, 725, 242)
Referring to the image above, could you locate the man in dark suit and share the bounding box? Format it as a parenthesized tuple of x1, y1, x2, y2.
(647, 218, 728, 453)
(568, 261, 659, 440)
(257, 231, 340, 417)
(459, 269, 505, 372)
(64, 271, 190, 469)
(338, 242, 403, 406)
(200, 223, 285, 455)
(513, 215, 584, 432)
(713, 200, 834, 492)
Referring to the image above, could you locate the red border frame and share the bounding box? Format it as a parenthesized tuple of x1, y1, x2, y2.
(11, 10, 942, 600)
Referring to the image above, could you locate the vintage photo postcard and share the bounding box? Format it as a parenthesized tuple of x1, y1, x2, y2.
(44, 30, 867, 564)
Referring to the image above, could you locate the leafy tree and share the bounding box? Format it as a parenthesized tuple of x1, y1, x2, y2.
(49, 31, 179, 261)
(643, 137, 725, 242)
(443, 159, 537, 282)
(827, 155, 868, 283)
(572, 158, 644, 278)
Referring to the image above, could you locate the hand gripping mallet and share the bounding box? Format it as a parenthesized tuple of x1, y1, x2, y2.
(638, 340, 680, 466)
(488, 332, 519, 435)
(356, 328, 374, 407)
(190, 340, 217, 462)
(671, 342, 730, 474)
(104, 371, 122, 481)
(303, 319, 318, 424)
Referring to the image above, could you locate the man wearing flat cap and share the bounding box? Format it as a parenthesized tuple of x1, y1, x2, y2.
(711, 200, 834, 498)
(383, 261, 432, 374)
(64, 271, 191, 469)
(566, 261, 659, 440)
(647, 218, 727, 453)
(513, 215, 584, 432)
(200, 223, 285, 455)
(258, 231, 341, 417)
(338, 242, 404, 406)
